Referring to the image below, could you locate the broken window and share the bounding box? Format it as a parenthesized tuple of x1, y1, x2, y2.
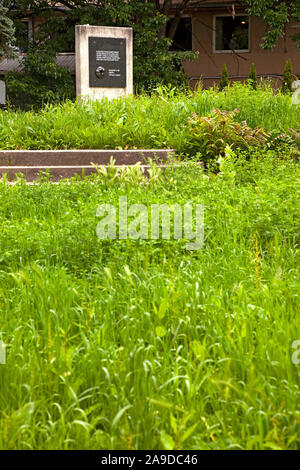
(167, 17, 193, 51)
(215, 16, 249, 52)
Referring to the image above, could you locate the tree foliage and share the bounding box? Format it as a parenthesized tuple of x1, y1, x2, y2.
(3, 0, 299, 108)
(6, 51, 75, 109)
(243, 0, 300, 51)
(0, 2, 15, 58)
(7, 0, 198, 90)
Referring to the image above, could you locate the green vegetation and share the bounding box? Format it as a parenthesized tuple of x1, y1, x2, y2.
(4, 1, 299, 108)
(282, 60, 294, 95)
(0, 4, 15, 58)
(0, 85, 299, 450)
(219, 64, 229, 92)
(243, 0, 300, 51)
(5, 52, 76, 110)
(0, 152, 299, 450)
(248, 63, 258, 90)
(185, 108, 269, 164)
(5, 0, 197, 98)
(1, 84, 300, 156)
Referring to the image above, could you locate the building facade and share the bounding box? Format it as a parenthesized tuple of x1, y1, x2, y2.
(175, 1, 300, 87)
(1, 0, 299, 87)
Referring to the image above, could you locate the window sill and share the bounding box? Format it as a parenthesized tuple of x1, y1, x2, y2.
(213, 50, 250, 54)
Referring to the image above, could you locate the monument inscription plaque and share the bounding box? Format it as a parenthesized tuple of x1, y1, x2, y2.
(76, 25, 133, 100)
(89, 37, 126, 88)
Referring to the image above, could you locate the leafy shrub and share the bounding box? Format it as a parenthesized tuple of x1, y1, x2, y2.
(183, 108, 268, 163)
(282, 59, 294, 94)
(183, 105, 300, 164)
(5, 52, 75, 110)
(266, 130, 300, 153)
(219, 64, 229, 91)
(248, 63, 258, 90)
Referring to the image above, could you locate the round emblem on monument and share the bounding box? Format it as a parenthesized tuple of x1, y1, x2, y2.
(95, 66, 105, 79)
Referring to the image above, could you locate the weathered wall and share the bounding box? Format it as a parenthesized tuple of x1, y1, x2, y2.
(183, 9, 300, 87)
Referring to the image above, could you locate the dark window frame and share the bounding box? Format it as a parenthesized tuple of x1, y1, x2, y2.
(213, 14, 250, 53)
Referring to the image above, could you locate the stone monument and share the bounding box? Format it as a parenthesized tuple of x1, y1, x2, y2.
(75, 25, 133, 101)
(0, 80, 6, 105)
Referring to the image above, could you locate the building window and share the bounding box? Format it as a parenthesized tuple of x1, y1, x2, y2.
(214, 15, 249, 52)
(167, 17, 193, 51)
(15, 18, 33, 53)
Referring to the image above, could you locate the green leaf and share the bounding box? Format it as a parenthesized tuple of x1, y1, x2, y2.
(111, 405, 132, 428)
(179, 422, 199, 445)
(160, 430, 175, 450)
(156, 326, 167, 337)
(157, 298, 168, 319)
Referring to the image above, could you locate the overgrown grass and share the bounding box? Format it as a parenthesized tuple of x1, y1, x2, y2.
(0, 154, 299, 450)
(0, 83, 299, 152)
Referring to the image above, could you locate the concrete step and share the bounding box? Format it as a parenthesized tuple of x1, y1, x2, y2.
(0, 165, 158, 181)
(0, 163, 195, 182)
(0, 149, 179, 182)
(0, 149, 175, 167)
